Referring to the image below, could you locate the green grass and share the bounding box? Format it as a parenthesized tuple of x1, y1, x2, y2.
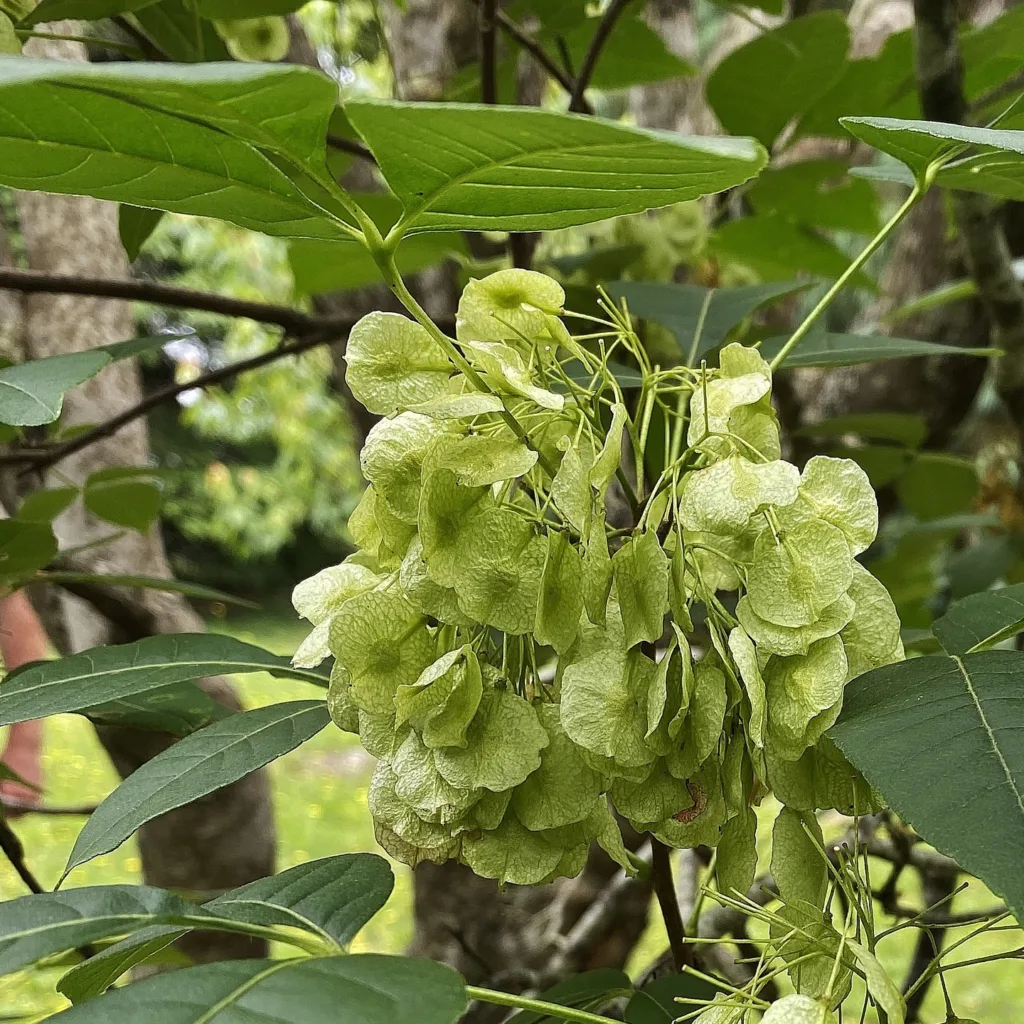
(0, 611, 1021, 1021)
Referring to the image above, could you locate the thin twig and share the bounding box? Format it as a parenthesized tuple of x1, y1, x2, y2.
(0, 267, 322, 334)
(0, 818, 45, 894)
(479, 0, 498, 105)
(567, 0, 636, 112)
(650, 839, 692, 971)
(1, 798, 98, 817)
(326, 133, 376, 165)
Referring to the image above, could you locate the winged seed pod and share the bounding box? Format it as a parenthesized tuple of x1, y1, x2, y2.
(292, 269, 901, 885)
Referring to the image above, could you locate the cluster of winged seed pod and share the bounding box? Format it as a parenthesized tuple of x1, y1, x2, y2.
(291, 268, 903, 887)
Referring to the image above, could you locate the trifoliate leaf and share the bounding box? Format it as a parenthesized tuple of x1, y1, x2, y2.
(399, 536, 475, 626)
(369, 761, 468, 848)
(771, 805, 827, 908)
(736, 593, 855, 659)
(456, 269, 565, 345)
(798, 455, 878, 555)
(761, 995, 834, 1024)
(728, 627, 766, 748)
(461, 808, 567, 885)
(433, 688, 549, 792)
(611, 758, 695, 823)
(394, 646, 483, 749)
(847, 940, 905, 1024)
(591, 402, 628, 496)
(327, 664, 358, 733)
(418, 469, 492, 587)
(717, 803, 757, 898)
(361, 412, 455, 523)
(345, 311, 453, 416)
(747, 519, 854, 627)
(466, 340, 564, 410)
(582, 509, 613, 625)
(512, 703, 604, 830)
(424, 434, 538, 486)
(330, 589, 434, 714)
(535, 530, 584, 654)
(391, 730, 480, 823)
(410, 390, 505, 419)
(358, 709, 402, 759)
(840, 562, 903, 678)
(680, 458, 800, 534)
(551, 437, 594, 533)
(764, 635, 848, 761)
(766, 735, 883, 815)
(613, 530, 669, 648)
(649, 759, 727, 848)
(561, 613, 659, 769)
(455, 516, 545, 634)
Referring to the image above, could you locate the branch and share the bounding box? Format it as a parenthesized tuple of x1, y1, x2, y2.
(326, 133, 376, 165)
(0, 818, 45, 894)
(0, 267, 324, 334)
(479, 0, 498, 105)
(650, 839, 692, 972)
(567, 0, 636, 113)
(1, 797, 98, 816)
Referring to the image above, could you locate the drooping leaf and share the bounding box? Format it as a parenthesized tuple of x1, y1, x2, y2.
(933, 583, 1024, 654)
(344, 100, 767, 234)
(760, 331, 997, 368)
(63, 700, 331, 878)
(0, 634, 328, 727)
(607, 279, 805, 363)
(118, 205, 164, 262)
(831, 650, 1024, 926)
(534, 530, 584, 655)
(49, 954, 468, 1024)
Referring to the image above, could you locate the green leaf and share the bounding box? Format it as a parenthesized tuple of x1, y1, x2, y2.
(16, 487, 78, 523)
(0, 633, 329, 727)
(41, 571, 258, 609)
(204, 853, 393, 948)
(20, 0, 159, 26)
(706, 13, 850, 148)
(83, 467, 162, 531)
(118, 205, 164, 262)
(196, 0, 307, 14)
(132, 0, 231, 62)
(759, 331, 996, 368)
(81, 682, 232, 737)
(508, 969, 633, 1024)
(796, 412, 927, 449)
(0, 58, 349, 242)
(49, 954, 467, 1024)
(344, 100, 767, 234)
(933, 584, 1024, 654)
(623, 973, 717, 1024)
(831, 650, 1024, 927)
(0, 519, 57, 578)
(897, 452, 979, 520)
(63, 700, 330, 878)
(607, 279, 805, 363)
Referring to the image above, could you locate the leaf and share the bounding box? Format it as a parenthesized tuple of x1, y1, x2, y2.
(16, 487, 78, 523)
(48, 953, 467, 1024)
(132, 0, 231, 62)
(83, 467, 162, 531)
(344, 100, 767, 234)
(607, 279, 805, 363)
(0, 58, 349, 242)
(706, 13, 850, 148)
(0, 633, 329, 727)
(508, 969, 633, 1024)
(897, 452, 978, 520)
(196, 0, 307, 14)
(623, 974, 718, 1024)
(41, 571, 258, 609)
(933, 583, 1024, 654)
(20, 0, 159, 25)
(796, 412, 927, 448)
(830, 650, 1024, 927)
(759, 331, 996, 368)
(81, 682, 233, 737)
(204, 853, 393, 948)
(118, 205, 164, 262)
(63, 700, 331, 878)
(0, 519, 57, 578)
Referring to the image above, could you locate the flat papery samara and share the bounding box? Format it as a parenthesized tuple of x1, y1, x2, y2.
(679, 457, 800, 534)
(418, 468, 492, 587)
(840, 562, 903, 677)
(746, 519, 855, 627)
(736, 592, 855, 659)
(422, 433, 538, 487)
(390, 730, 481, 824)
(465, 339, 564, 410)
(612, 529, 670, 648)
(534, 530, 584, 654)
(455, 268, 566, 346)
(345, 311, 453, 416)
(329, 588, 434, 715)
(399, 537, 475, 626)
(394, 646, 483, 749)
(797, 455, 878, 555)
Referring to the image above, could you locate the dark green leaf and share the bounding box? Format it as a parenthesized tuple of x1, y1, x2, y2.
(798, 412, 927, 448)
(760, 332, 997, 368)
(195, 0, 306, 14)
(711, 215, 875, 287)
(833, 444, 912, 488)
(344, 100, 767, 234)
(41, 571, 258, 608)
(0, 633, 329, 727)
(831, 650, 1024, 926)
(609, 279, 806, 363)
(118, 205, 164, 262)
(20, 0, 159, 26)
(706, 13, 850, 148)
(933, 583, 1024, 655)
(0, 519, 57, 578)
(746, 158, 881, 235)
(542, 244, 644, 280)
(50, 954, 467, 1024)
(205, 853, 393, 947)
(131, 0, 231, 62)
(897, 452, 979, 520)
(16, 487, 78, 523)
(0, 58, 349, 241)
(507, 969, 633, 1024)
(946, 536, 1015, 600)
(623, 974, 718, 1024)
(82, 682, 233, 737)
(0, 351, 109, 427)
(63, 700, 331, 877)
(83, 468, 162, 531)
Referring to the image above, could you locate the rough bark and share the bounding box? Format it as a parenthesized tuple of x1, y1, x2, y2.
(1, 30, 274, 963)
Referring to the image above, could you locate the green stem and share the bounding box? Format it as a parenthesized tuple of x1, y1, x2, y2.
(767, 182, 924, 372)
(14, 29, 143, 56)
(466, 986, 620, 1024)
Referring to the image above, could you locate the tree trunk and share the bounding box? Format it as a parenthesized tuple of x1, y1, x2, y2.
(0, 30, 275, 964)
